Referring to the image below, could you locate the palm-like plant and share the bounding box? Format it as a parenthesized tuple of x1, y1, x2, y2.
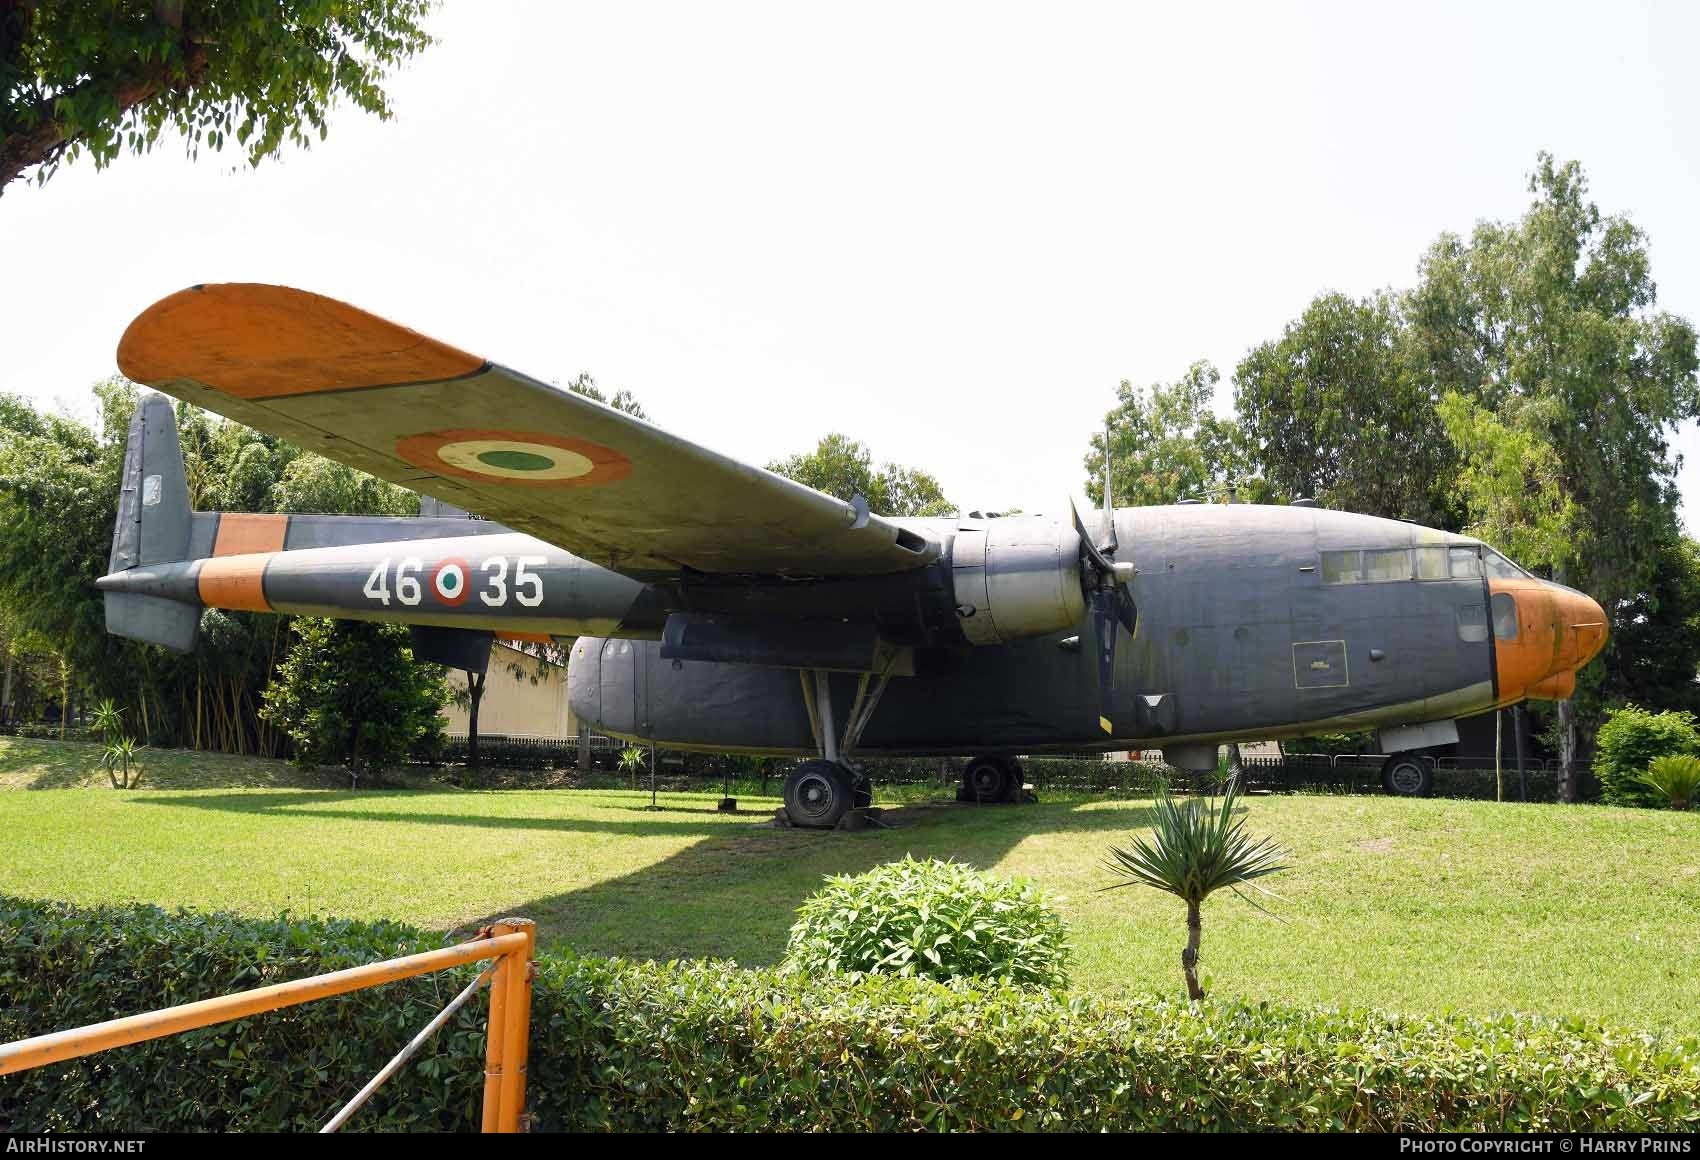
(618, 744, 646, 790)
(1639, 755, 1700, 811)
(1102, 775, 1289, 1001)
(102, 735, 142, 789)
(91, 698, 124, 744)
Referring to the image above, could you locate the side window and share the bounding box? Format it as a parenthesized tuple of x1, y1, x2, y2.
(1457, 604, 1489, 643)
(1491, 592, 1519, 640)
(1414, 547, 1448, 580)
(1321, 550, 1361, 584)
(1449, 547, 1482, 579)
(1363, 548, 1411, 582)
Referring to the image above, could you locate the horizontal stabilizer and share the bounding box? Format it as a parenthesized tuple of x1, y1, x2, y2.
(104, 592, 201, 653)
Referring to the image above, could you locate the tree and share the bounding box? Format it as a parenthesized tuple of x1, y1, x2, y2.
(1419, 155, 1700, 798)
(1607, 536, 1700, 716)
(1084, 361, 1255, 508)
(1234, 292, 1458, 525)
(564, 373, 648, 421)
(2, 0, 434, 191)
(261, 617, 446, 786)
(768, 433, 954, 517)
(271, 452, 418, 516)
(1102, 777, 1288, 1001)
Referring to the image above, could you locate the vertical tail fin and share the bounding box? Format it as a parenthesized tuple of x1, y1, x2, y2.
(105, 395, 200, 651)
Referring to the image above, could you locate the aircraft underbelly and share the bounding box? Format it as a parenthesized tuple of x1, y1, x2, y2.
(568, 577, 1496, 755)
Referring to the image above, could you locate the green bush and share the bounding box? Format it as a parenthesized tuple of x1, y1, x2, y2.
(1640, 755, 1700, 810)
(781, 857, 1072, 988)
(1591, 705, 1700, 807)
(4, 896, 1699, 1132)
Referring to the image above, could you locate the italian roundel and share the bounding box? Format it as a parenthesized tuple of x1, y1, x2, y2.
(396, 429, 632, 488)
(431, 558, 472, 606)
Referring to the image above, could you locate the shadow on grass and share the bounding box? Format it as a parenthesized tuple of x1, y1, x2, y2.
(127, 785, 1160, 969)
(458, 798, 1160, 967)
(128, 790, 754, 838)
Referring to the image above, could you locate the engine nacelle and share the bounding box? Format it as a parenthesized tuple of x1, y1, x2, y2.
(950, 516, 1086, 645)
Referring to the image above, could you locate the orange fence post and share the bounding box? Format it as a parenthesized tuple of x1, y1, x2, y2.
(496, 918, 536, 1133)
(481, 923, 513, 1133)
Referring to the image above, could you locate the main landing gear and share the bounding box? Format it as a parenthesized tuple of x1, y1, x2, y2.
(780, 669, 888, 829)
(957, 755, 1027, 804)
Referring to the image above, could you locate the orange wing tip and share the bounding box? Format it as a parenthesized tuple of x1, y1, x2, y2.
(117, 284, 487, 400)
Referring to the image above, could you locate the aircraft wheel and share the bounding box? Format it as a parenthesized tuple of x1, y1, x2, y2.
(785, 759, 855, 828)
(1382, 753, 1433, 797)
(961, 755, 1019, 803)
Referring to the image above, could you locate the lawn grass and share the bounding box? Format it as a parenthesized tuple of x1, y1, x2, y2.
(0, 736, 345, 791)
(1, 744, 1696, 1030)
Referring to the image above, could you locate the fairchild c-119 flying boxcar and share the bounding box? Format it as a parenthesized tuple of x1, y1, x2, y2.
(98, 285, 1608, 827)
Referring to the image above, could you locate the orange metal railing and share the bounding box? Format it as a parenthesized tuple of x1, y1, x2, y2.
(0, 917, 536, 1133)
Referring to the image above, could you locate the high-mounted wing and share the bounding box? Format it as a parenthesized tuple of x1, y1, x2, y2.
(118, 284, 938, 578)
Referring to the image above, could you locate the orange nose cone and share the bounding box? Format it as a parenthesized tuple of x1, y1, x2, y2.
(1571, 592, 1608, 668)
(1490, 580, 1608, 705)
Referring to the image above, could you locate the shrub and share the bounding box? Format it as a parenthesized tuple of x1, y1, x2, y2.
(260, 618, 448, 787)
(4, 896, 1699, 1133)
(1640, 755, 1700, 811)
(781, 857, 1072, 988)
(1592, 705, 1700, 808)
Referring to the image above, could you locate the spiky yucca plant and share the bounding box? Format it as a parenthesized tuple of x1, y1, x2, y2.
(1639, 755, 1700, 811)
(1103, 776, 1289, 1001)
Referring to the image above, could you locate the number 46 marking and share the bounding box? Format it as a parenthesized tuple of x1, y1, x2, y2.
(364, 555, 545, 608)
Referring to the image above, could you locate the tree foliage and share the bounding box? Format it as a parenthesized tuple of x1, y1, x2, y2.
(1419, 156, 1700, 613)
(564, 372, 648, 422)
(768, 433, 954, 517)
(1, 0, 436, 191)
(1234, 292, 1457, 524)
(260, 617, 445, 784)
(1084, 361, 1255, 508)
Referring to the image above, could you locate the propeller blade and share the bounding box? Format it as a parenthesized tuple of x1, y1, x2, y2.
(1071, 495, 1116, 577)
(1101, 422, 1118, 556)
(1091, 590, 1118, 735)
(1113, 584, 1138, 638)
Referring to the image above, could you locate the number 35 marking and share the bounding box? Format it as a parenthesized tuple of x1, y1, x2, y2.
(365, 555, 545, 608)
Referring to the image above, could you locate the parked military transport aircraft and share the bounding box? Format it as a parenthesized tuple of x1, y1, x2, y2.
(99, 284, 1608, 827)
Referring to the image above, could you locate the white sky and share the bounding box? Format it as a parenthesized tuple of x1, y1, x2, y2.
(2, 0, 1697, 523)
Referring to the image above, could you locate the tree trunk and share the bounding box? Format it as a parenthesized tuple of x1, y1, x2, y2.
(0, 30, 207, 191)
(1558, 698, 1579, 803)
(1182, 901, 1204, 1001)
(466, 670, 485, 771)
(58, 657, 70, 740)
(1, 650, 12, 722)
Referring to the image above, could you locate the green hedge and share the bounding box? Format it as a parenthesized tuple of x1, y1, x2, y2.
(4, 896, 1698, 1132)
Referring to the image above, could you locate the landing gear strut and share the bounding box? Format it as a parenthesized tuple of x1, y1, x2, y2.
(958, 755, 1026, 804)
(780, 669, 891, 828)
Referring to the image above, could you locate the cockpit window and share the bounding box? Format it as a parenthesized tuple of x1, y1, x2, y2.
(1449, 547, 1482, 579)
(1482, 549, 1527, 580)
(1491, 592, 1519, 640)
(1414, 547, 1449, 580)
